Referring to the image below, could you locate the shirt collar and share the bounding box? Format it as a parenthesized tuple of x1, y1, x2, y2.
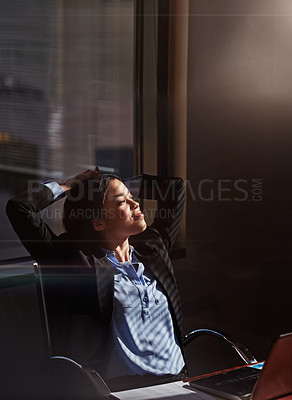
(102, 246, 147, 285)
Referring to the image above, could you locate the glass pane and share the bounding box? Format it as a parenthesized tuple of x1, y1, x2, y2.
(0, 0, 134, 260)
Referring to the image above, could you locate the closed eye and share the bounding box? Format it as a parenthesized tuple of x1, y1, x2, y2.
(129, 194, 139, 202)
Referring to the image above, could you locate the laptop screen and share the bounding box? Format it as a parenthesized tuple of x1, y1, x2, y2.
(251, 332, 292, 400)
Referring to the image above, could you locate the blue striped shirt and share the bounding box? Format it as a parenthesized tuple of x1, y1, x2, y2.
(104, 247, 184, 379)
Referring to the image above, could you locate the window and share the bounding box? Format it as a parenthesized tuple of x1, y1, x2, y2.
(0, 0, 135, 260)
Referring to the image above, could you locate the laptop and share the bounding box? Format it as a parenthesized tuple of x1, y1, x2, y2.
(189, 332, 292, 400)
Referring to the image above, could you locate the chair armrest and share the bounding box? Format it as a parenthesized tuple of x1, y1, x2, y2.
(48, 355, 115, 399)
(183, 329, 257, 365)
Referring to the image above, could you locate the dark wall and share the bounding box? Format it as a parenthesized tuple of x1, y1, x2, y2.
(175, 0, 292, 376)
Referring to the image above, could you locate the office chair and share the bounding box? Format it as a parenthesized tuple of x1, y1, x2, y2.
(34, 262, 116, 400)
(34, 262, 257, 400)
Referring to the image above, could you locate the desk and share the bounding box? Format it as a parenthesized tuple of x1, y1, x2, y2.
(112, 380, 215, 400)
(111, 363, 266, 400)
(0, 258, 35, 288)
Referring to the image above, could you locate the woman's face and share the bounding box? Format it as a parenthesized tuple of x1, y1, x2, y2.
(99, 179, 147, 239)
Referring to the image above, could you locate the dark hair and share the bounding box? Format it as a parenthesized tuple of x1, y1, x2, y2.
(63, 174, 121, 240)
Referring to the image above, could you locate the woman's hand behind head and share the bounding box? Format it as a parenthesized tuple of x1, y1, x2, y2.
(60, 166, 100, 192)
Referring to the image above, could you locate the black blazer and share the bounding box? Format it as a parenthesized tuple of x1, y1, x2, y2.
(6, 174, 185, 374)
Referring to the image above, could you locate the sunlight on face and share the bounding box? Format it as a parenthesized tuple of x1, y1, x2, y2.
(101, 179, 147, 239)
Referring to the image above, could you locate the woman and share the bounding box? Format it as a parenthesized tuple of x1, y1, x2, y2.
(6, 167, 186, 390)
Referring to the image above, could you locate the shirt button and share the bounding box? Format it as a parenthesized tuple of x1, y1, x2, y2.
(155, 299, 160, 305)
(144, 310, 149, 315)
(143, 297, 148, 302)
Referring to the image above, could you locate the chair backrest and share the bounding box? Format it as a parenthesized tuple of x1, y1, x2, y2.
(34, 262, 52, 354)
(34, 261, 100, 361)
(34, 263, 113, 399)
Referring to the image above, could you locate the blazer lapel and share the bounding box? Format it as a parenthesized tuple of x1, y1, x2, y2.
(83, 253, 114, 322)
